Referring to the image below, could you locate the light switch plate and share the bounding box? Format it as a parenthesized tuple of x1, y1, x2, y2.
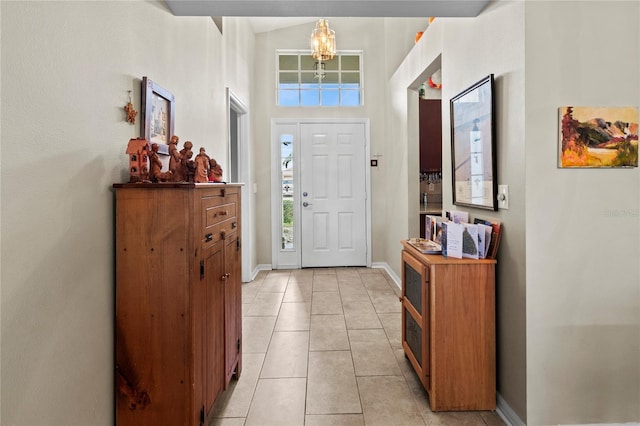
(497, 184, 509, 209)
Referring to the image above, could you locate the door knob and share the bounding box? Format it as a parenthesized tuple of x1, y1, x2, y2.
(303, 202, 312, 207)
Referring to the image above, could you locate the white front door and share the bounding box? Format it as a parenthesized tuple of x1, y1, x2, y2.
(300, 123, 367, 267)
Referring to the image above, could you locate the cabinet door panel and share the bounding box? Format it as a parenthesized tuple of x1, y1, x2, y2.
(204, 240, 225, 413)
(224, 232, 241, 384)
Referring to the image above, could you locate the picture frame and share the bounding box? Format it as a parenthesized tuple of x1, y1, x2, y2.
(141, 76, 175, 155)
(450, 74, 497, 211)
(558, 106, 638, 168)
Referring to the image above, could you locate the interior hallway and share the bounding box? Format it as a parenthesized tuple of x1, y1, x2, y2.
(210, 268, 505, 426)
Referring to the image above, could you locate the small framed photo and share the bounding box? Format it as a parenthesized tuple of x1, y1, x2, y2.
(450, 74, 497, 211)
(141, 77, 175, 155)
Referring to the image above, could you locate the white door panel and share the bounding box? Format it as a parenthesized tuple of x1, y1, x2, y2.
(301, 123, 367, 267)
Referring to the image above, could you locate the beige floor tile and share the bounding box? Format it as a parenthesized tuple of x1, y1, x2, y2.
(311, 291, 343, 315)
(283, 281, 312, 303)
(313, 273, 339, 292)
(275, 302, 311, 331)
(208, 417, 245, 426)
(393, 349, 431, 417)
(260, 331, 309, 378)
(314, 268, 337, 275)
(361, 273, 395, 292)
(341, 299, 376, 314)
(290, 269, 314, 280)
(306, 351, 362, 415)
(336, 268, 362, 282)
(342, 300, 382, 330)
(305, 414, 365, 426)
(230, 268, 497, 426)
(245, 378, 307, 426)
(349, 329, 401, 376)
(242, 281, 261, 304)
(479, 411, 506, 426)
(357, 375, 425, 426)
(421, 410, 486, 426)
(344, 311, 382, 330)
(245, 292, 284, 316)
(242, 316, 276, 353)
(339, 288, 371, 305)
(378, 312, 402, 349)
(368, 290, 402, 314)
(261, 273, 290, 292)
(337, 274, 365, 288)
(211, 353, 265, 418)
(309, 314, 350, 351)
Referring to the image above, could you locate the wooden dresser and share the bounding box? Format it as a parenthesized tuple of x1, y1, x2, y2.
(401, 240, 496, 411)
(113, 183, 242, 426)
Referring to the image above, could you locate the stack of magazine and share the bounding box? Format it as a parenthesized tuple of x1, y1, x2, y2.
(407, 238, 442, 254)
(420, 211, 502, 260)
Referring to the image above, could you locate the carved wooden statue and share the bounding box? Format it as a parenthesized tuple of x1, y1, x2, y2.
(209, 158, 223, 183)
(168, 135, 181, 181)
(149, 143, 172, 182)
(194, 147, 211, 183)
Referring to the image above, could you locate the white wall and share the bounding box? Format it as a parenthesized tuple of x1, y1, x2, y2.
(525, 1, 640, 424)
(0, 2, 254, 424)
(389, 2, 527, 420)
(391, 1, 640, 424)
(252, 17, 428, 266)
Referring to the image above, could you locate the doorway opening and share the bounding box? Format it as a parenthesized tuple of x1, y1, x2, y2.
(227, 88, 251, 282)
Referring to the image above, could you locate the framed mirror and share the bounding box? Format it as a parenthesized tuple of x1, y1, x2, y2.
(450, 74, 497, 211)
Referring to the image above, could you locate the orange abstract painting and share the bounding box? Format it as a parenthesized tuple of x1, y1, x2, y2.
(559, 106, 638, 168)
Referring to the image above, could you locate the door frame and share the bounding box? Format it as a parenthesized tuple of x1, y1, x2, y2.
(270, 118, 372, 269)
(226, 88, 252, 282)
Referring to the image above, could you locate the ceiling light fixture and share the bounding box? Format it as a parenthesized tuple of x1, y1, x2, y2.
(310, 18, 336, 80)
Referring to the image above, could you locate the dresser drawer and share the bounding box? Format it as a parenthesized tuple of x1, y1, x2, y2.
(202, 217, 238, 249)
(205, 201, 236, 226)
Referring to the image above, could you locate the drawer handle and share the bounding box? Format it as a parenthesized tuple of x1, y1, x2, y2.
(221, 272, 230, 280)
(221, 210, 229, 216)
(231, 221, 237, 229)
(205, 233, 213, 242)
(220, 230, 226, 240)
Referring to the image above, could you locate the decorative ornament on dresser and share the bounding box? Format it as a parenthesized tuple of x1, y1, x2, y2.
(209, 159, 223, 182)
(126, 138, 150, 183)
(124, 91, 137, 124)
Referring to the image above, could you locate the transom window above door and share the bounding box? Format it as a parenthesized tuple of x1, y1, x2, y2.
(277, 50, 363, 107)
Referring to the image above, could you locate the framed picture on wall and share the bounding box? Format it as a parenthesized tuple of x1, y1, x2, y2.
(141, 76, 175, 155)
(450, 74, 497, 211)
(558, 106, 638, 168)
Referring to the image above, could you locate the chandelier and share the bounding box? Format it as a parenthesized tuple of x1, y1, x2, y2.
(310, 18, 336, 80)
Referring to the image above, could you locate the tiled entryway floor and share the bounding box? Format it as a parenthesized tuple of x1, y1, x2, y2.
(210, 268, 506, 426)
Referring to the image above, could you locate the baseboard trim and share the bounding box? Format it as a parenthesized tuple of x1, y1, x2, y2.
(250, 264, 272, 281)
(371, 262, 401, 289)
(496, 393, 524, 426)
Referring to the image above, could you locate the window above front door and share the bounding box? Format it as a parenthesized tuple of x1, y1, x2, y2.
(276, 50, 363, 107)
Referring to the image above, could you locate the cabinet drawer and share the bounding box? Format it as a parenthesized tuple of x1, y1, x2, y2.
(205, 202, 237, 227)
(202, 218, 238, 249)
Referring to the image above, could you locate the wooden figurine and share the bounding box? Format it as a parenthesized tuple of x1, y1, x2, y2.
(126, 138, 150, 182)
(194, 147, 211, 183)
(209, 158, 223, 182)
(168, 135, 181, 181)
(149, 143, 172, 182)
(124, 91, 137, 124)
(180, 141, 194, 182)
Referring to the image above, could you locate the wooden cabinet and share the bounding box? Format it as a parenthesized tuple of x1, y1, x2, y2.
(419, 99, 442, 173)
(401, 240, 495, 411)
(114, 183, 242, 426)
